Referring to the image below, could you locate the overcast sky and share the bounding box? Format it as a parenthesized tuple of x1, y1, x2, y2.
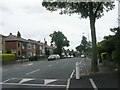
(0, 0, 118, 50)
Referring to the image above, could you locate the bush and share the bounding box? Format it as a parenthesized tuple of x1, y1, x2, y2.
(101, 52, 108, 60)
(0, 54, 15, 63)
(112, 50, 117, 63)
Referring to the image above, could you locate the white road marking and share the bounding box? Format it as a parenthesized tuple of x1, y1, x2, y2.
(66, 78, 70, 90)
(3, 79, 11, 83)
(1, 82, 66, 87)
(25, 63, 33, 66)
(70, 70, 75, 78)
(66, 70, 75, 90)
(19, 79, 34, 84)
(44, 79, 57, 85)
(89, 78, 98, 90)
(83, 61, 89, 75)
(79, 58, 84, 65)
(26, 69, 40, 75)
(28, 63, 33, 66)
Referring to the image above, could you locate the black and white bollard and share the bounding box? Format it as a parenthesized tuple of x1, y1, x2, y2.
(76, 62, 80, 79)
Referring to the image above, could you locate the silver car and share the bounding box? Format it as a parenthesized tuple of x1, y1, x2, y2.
(48, 54, 60, 61)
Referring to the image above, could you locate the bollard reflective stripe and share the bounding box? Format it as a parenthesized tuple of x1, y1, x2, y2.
(76, 62, 80, 79)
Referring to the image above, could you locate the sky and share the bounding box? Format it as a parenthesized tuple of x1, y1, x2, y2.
(0, 0, 118, 50)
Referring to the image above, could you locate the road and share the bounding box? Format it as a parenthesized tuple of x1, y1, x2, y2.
(1, 57, 87, 89)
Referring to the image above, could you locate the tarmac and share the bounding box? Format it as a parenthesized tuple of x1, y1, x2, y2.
(2, 58, 120, 90)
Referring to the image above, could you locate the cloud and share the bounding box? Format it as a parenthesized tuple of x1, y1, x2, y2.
(0, 5, 9, 12)
(22, 6, 43, 14)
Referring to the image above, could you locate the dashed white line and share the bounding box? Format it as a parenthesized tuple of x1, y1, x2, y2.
(89, 78, 98, 90)
(24, 63, 33, 66)
(26, 69, 40, 75)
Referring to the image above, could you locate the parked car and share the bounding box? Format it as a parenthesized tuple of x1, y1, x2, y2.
(61, 55, 66, 59)
(81, 55, 85, 58)
(54, 54, 60, 59)
(48, 54, 60, 61)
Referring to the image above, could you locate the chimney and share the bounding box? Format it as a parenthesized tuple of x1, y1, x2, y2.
(9, 33, 12, 35)
(17, 31, 21, 38)
(51, 43, 53, 47)
(44, 38, 47, 45)
(45, 41, 47, 45)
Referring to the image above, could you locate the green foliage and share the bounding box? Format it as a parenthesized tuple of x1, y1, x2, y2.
(101, 53, 107, 60)
(112, 50, 117, 62)
(98, 27, 120, 64)
(42, 2, 115, 19)
(76, 36, 92, 56)
(111, 27, 120, 64)
(50, 31, 69, 56)
(0, 54, 15, 63)
(6, 49, 11, 54)
(97, 35, 115, 61)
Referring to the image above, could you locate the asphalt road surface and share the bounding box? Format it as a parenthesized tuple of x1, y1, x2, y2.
(1, 57, 86, 89)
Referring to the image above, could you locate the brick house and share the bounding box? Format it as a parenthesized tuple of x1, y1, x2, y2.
(5, 32, 28, 58)
(0, 34, 6, 54)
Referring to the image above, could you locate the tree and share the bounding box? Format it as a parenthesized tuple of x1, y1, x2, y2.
(6, 48, 11, 54)
(110, 27, 120, 65)
(76, 36, 92, 56)
(42, 1, 115, 72)
(50, 31, 69, 57)
(97, 35, 115, 62)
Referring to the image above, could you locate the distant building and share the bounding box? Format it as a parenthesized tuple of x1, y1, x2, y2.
(44, 39, 54, 56)
(38, 41, 45, 57)
(0, 34, 6, 54)
(5, 32, 28, 57)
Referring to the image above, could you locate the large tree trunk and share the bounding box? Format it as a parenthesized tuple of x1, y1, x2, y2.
(89, 2, 99, 72)
(90, 17, 99, 72)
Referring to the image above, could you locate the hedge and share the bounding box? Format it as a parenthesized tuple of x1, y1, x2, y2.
(0, 54, 15, 63)
(112, 50, 117, 62)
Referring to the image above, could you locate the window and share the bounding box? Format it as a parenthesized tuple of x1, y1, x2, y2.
(18, 51, 20, 55)
(34, 45, 35, 49)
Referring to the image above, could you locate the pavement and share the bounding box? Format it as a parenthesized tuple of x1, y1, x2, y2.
(69, 61, 119, 90)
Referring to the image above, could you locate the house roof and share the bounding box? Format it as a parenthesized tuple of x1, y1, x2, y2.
(5, 34, 28, 42)
(28, 39, 39, 44)
(0, 34, 6, 37)
(45, 45, 54, 49)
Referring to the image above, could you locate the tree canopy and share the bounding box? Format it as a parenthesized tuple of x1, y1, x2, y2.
(76, 35, 92, 56)
(42, 2, 115, 19)
(50, 31, 69, 56)
(97, 27, 120, 65)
